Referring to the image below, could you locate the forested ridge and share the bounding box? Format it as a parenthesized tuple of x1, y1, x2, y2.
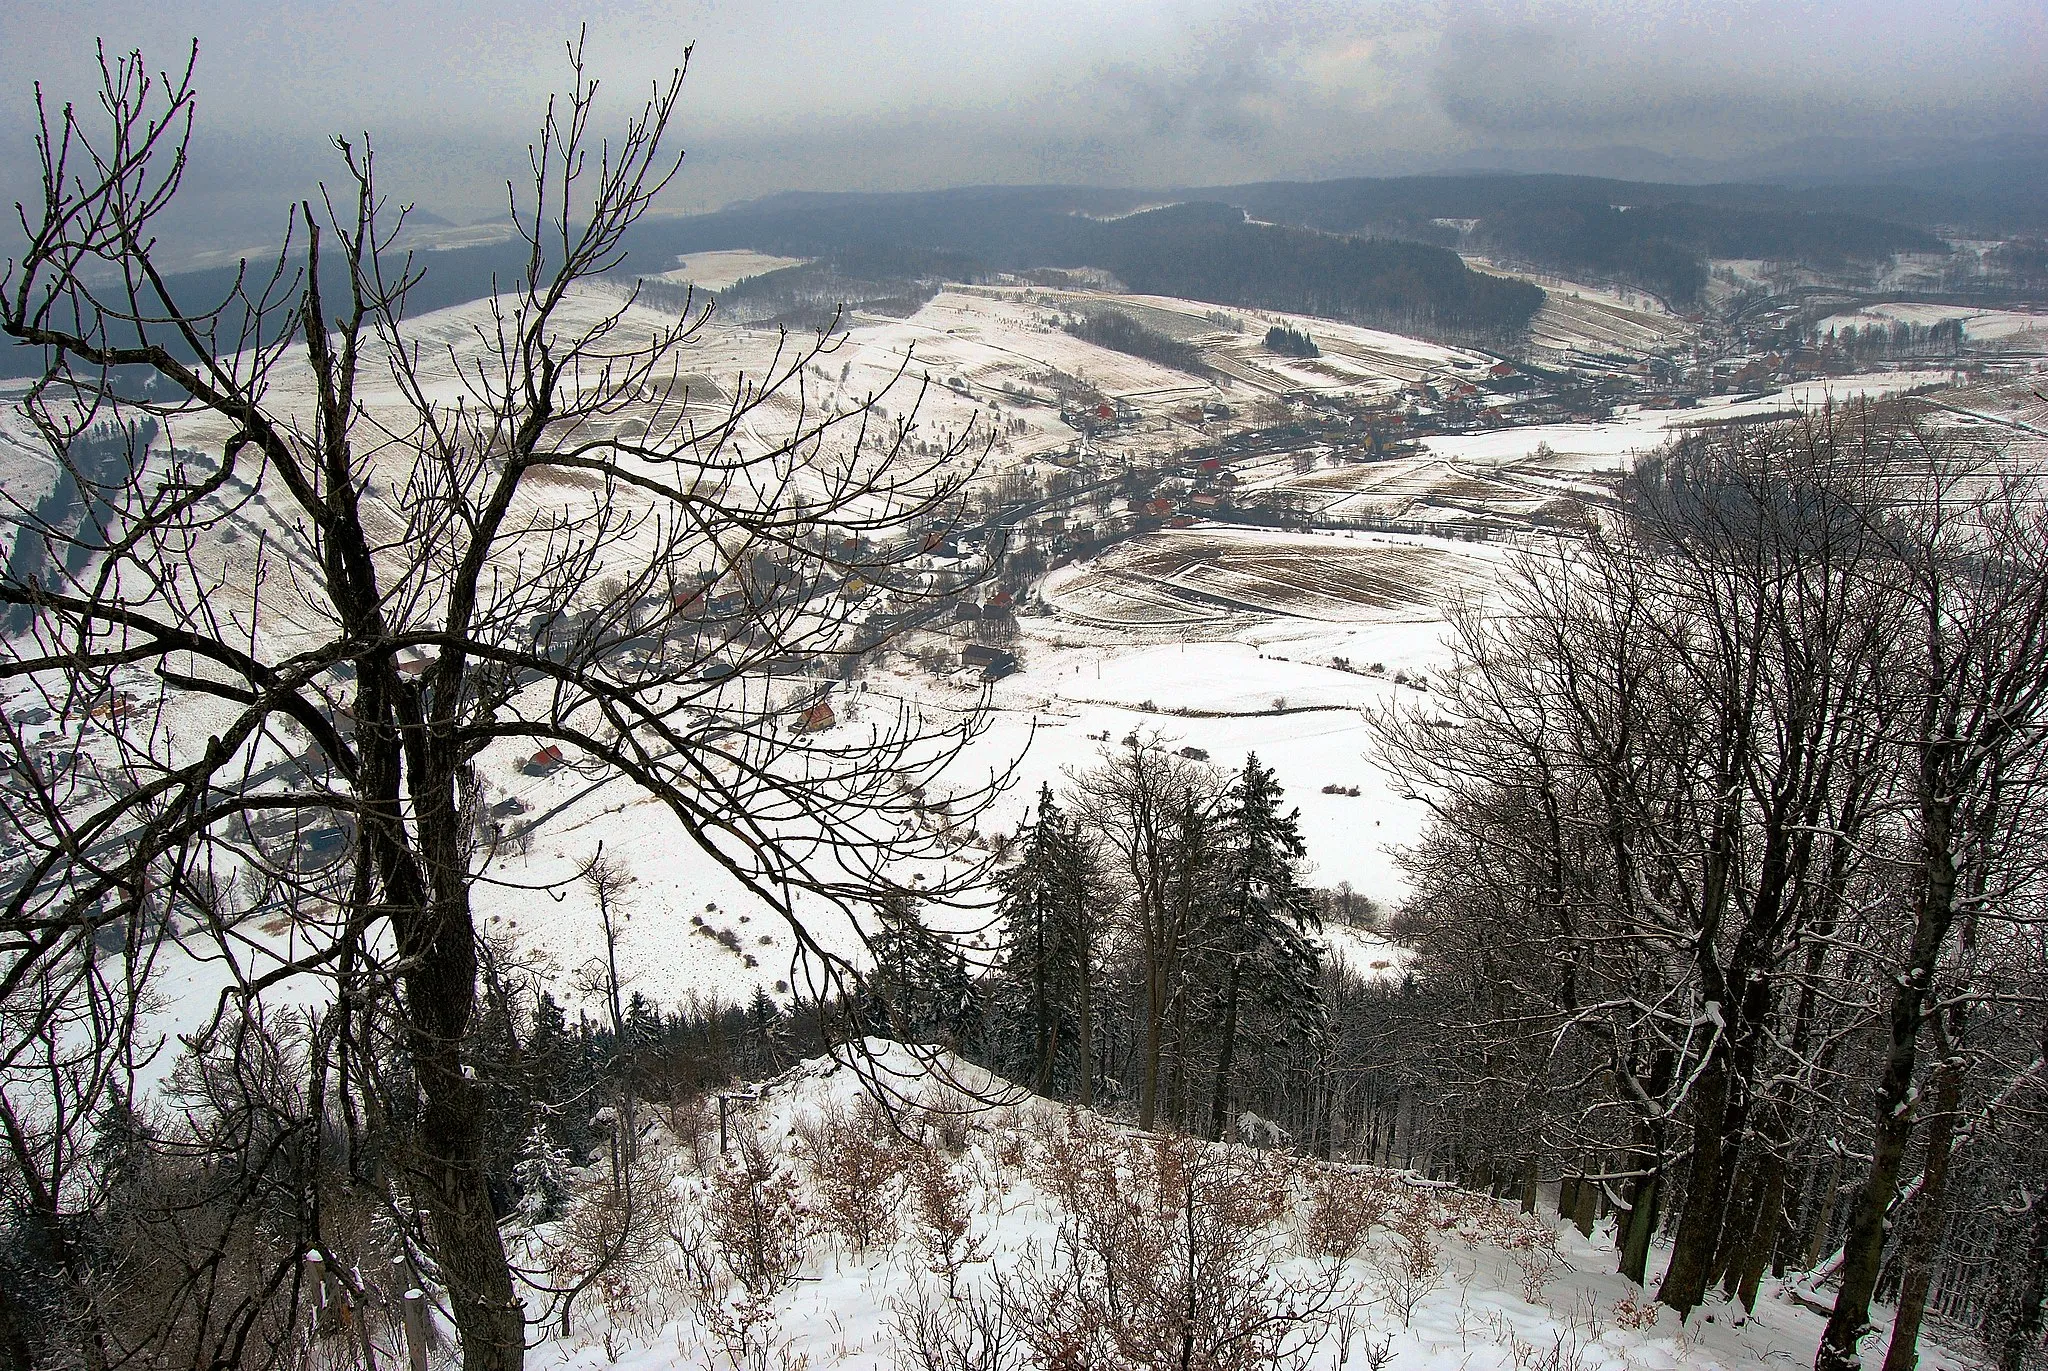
(3, 163, 2003, 381)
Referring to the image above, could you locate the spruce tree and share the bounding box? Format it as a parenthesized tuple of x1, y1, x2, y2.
(869, 897, 979, 1049)
(1204, 754, 1325, 1140)
(991, 785, 1099, 1099)
(525, 992, 596, 1163)
(513, 1122, 573, 1224)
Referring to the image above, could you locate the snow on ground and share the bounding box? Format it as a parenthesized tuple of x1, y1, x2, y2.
(7, 279, 2008, 1039)
(464, 625, 1446, 1016)
(1818, 302, 2048, 346)
(442, 366, 1973, 1021)
(655, 249, 811, 289)
(1465, 259, 1693, 361)
(508, 1041, 1974, 1371)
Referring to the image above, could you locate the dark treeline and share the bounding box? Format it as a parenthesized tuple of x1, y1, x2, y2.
(1824, 317, 1967, 362)
(1217, 178, 1950, 305)
(1063, 308, 1210, 376)
(8, 164, 2007, 382)
(1265, 324, 1320, 357)
(1083, 204, 1542, 342)
(869, 749, 1334, 1144)
(629, 175, 1960, 319)
(643, 198, 1541, 344)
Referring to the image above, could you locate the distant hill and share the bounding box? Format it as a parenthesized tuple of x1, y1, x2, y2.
(7, 163, 2037, 381)
(623, 192, 1542, 342)
(624, 171, 1970, 318)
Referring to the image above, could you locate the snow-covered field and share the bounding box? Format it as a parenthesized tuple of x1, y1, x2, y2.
(1, 273, 2009, 1034)
(656, 249, 812, 289)
(1465, 259, 1693, 360)
(1819, 302, 2048, 347)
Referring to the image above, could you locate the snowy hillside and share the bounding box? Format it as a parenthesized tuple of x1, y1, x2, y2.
(469, 1042, 1974, 1371)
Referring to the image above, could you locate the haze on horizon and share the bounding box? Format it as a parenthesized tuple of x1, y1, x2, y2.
(2, 0, 2043, 261)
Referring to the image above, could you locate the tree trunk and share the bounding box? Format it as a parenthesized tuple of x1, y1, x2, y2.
(1620, 1163, 1663, 1286)
(1206, 951, 1244, 1141)
(1878, 1057, 1963, 1371)
(1658, 1050, 1734, 1315)
(399, 760, 525, 1371)
(1076, 909, 1095, 1107)
(1734, 1151, 1788, 1315)
(1995, 1189, 2048, 1371)
(1139, 891, 1167, 1131)
(1803, 1151, 1846, 1267)
(1032, 896, 1053, 1096)
(1816, 815, 1956, 1371)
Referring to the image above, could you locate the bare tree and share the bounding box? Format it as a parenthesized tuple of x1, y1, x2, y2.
(1, 39, 1001, 1370)
(1817, 451, 2048, 1371)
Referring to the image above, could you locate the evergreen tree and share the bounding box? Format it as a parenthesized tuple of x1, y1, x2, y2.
(868, 897, 979, 1048)
(472, 964, 533, 1212)
(1203, 754, 1325, 1140)
(991, 785, 1100, 1099)
(525, 992, 596, 1163)
(747, 984, 790, 1073)
(512, 1122, 573, 1224)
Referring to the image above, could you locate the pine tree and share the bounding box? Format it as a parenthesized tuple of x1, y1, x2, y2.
(513, 1121, 573, 1224)
(746, 984, 789, 1073)
(991, 785, 1100, 1099)
(869, 897, 979, 1048)
(525, 992, 596, 1163)
(1204, 754, 1325, 1140)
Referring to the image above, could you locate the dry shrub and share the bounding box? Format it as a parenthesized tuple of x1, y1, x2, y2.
(1501, 1218, 1562, 1304)
(794, 1096, 909, 1253)
(906, 1145, 989, 1297)
(1300, 1166, 1399, 1263)
(1505, 1326, 1596, 1371)
(912, 1083, 977, 1155)
(665, 1093, 718, 1173)
(540, 1157, 684, 1353)
(665, 1198, 721, 1302)
(1415, 1188, 1559, 1306)
(1374, 1199, 1442, 1327)
(1610, 1291, 1662, 1331)
(707, 1135, 812, 1296)
(1014, 1110, 1343, 1371)
(887, 1279, 1024, 1371)
(701, 1287, 810, 1371)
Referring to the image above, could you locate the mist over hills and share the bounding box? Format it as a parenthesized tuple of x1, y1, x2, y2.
(5, 157, 2041, 381)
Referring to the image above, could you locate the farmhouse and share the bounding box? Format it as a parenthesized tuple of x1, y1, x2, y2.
(521, 745, 567, 776)
(793, 701, 837, 733)
(962, 644, 1019, 680)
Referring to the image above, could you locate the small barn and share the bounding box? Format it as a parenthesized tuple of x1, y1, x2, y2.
(522, 745, 567, 776)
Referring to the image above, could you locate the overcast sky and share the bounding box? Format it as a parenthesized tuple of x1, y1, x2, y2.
(3, 0, 2043, 254)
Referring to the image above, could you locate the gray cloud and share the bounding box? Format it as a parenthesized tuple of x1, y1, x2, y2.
(1, 0, 2041, 261)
